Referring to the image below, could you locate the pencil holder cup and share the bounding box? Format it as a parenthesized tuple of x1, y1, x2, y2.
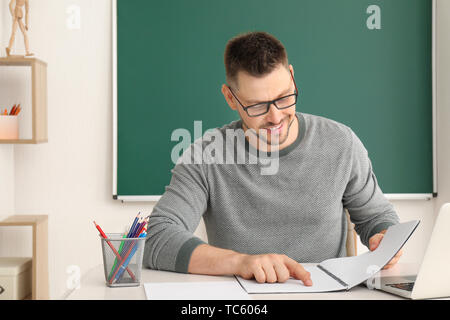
(0, 116, 19, 140)
(100, 233, 146, 287)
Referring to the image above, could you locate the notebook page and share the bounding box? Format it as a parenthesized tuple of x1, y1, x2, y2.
(319, 220, 420, 289)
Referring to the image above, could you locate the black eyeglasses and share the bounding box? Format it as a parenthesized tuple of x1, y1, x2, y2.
(228, 71, 299, 117)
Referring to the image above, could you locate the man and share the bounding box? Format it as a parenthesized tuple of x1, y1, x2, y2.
(6, 0, 33, 57)
(143, 31, 401, 285)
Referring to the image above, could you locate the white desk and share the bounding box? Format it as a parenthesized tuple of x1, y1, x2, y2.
(65, 263, 420, 300)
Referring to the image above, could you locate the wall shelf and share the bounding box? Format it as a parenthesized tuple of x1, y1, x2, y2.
(0, 58, 48, 144)
(0, 215, 49, 300)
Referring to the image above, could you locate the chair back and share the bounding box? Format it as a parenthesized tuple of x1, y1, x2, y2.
(345, 209, 357, 256)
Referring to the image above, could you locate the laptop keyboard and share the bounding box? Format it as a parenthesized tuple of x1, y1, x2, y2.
(386, 282, 415, 292)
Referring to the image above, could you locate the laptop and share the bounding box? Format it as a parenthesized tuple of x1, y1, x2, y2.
(378, 203, 450, 299)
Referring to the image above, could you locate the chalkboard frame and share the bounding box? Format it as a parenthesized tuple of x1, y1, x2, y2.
(112, 0, 437, 202)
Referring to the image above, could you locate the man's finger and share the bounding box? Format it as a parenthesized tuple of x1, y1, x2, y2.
(369, 234, 384, 251)
(261, 262, 277, 283)
(383, 262, 396, 270)
(273, 262, 290, 283)
(383, 254, 402, 270)
(253, 265, 266, 283)
(283, 256, 312, 286)
(388, 255, 400, 265)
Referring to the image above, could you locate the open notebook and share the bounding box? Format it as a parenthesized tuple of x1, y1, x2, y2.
(236, 220, 420, 294)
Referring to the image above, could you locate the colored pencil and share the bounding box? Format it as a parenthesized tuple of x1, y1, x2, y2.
(112, 233, 147, 284)
(97, 213, 149, 284)
(93, 221, 136, 281)
(108, 231, 127, 281)
(109, 217, 148, 283)
(108, 211, 140, 278)
(127, 212, 141, 237)
(9, 105, 16, 115)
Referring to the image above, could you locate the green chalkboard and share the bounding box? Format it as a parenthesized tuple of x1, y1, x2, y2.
(115, 0, 433, 198)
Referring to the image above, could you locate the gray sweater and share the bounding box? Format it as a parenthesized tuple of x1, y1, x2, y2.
(143, 112, 399, 273)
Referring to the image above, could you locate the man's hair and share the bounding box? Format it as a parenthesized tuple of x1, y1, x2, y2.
(224, 31, 289, 88)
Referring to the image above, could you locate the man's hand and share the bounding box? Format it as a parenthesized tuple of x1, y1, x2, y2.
(235, 253, 313, 286)
(188, 244, 312, 286)
(369, 230, 403, 269)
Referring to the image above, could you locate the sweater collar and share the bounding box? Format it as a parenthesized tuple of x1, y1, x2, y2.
(239, 112, 306, 158)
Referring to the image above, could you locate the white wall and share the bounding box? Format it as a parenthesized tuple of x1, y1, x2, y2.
(435, 1, 450, 219)
(0, 1, 18, 252)
(0, 0, 448, 299)
(0, 0, 12, 211)
(0, 1, 3, 44)
(0, 145, 14, 218)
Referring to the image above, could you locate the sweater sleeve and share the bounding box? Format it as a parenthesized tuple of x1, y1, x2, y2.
(342, 129, 400, 247)
(143, 143, 208, 273)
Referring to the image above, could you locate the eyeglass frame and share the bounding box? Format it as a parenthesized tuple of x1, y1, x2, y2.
(227, 70, 299, 117)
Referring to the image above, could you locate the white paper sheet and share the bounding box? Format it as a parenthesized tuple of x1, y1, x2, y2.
(235, 265, 346, 294)
(144, 281, 250, 300)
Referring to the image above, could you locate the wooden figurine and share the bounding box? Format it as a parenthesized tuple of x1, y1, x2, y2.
(5, 0, 34, 57)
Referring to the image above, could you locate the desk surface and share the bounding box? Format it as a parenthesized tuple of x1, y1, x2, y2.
(65, 263, 421, 300)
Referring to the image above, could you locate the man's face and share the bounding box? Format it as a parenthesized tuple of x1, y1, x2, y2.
(224, 64, 298, 148)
